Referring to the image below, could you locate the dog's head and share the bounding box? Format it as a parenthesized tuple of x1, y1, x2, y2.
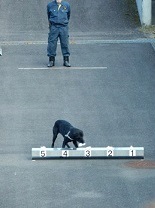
(71, 128, 85, 146)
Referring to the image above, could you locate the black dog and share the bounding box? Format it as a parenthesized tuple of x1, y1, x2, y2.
(51, 120, 85, 148)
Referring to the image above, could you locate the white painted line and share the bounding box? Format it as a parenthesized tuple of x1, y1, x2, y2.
(18, 66, 107, 70)
(1, 38, 155, 46)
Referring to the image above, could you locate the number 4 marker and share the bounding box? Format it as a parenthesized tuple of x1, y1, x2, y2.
(62, 150, 69, 157)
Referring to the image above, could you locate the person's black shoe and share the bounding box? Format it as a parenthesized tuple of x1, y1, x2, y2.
(63, 56, 71, 67)
(47, 56, 55, 67)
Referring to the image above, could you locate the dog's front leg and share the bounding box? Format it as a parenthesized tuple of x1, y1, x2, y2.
(73, 141, 78, 148)
(62, 140, 70, 148)
(66, 143, 71, 148)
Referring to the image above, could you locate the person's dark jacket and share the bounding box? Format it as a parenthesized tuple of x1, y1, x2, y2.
(47, 0, 71, 26)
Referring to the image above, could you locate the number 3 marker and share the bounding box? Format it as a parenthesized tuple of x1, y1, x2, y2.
(84, 147, 92, 157)
(85, 149, 91, 157)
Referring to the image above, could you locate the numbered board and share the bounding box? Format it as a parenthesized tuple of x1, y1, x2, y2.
(32, 147, 144, 160)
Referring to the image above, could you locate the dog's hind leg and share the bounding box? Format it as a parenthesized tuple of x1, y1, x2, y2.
(51, 125, 59, 148)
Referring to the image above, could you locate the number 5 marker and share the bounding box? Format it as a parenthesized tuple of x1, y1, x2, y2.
(40, 146, 47, 157)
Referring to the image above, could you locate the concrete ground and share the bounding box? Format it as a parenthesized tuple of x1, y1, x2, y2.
(0, 1, 155, 208)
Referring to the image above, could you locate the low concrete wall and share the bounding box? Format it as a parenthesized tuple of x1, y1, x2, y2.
(136, 0, 152, 25)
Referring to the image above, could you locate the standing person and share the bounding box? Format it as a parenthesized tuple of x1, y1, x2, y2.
(47, 0, 71, 67)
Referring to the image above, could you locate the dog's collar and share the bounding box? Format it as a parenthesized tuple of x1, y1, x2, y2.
(65, 131, 73, 141)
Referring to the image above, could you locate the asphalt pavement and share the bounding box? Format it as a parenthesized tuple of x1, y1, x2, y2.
(0, 1, 155, 208)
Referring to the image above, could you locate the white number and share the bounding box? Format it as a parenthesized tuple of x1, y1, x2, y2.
(85, 149, 91, 157)
(40, 150, 46, 157)
(62, 150, 69, 157)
